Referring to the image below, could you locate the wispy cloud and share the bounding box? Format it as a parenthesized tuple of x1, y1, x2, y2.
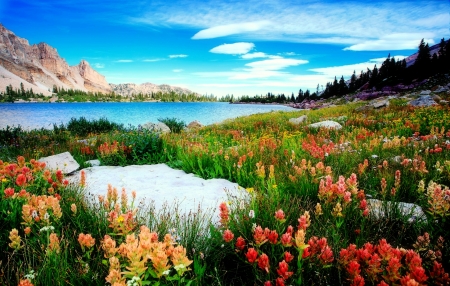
(143, 59, 165, 62)
(93, 63, 105, 68)
(246, 58, 308, 71)
(241, 52, 268, 59)
(210, 42, 255, 55)
(172, 69, 183, 72)
(343, 33, 436, 51)
(169, 54, 188, 58)
(132, 0, 449, 50)
(115, 59, 133, 63)
(192, 20, 271, 39)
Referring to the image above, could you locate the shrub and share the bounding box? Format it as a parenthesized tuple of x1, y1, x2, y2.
(158, 117, 186, 133)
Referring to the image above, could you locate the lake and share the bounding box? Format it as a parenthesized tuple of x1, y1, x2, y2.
(0, 102, 296, 130)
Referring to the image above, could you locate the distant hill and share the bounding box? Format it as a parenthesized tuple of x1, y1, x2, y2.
(0, 24, 196, 96)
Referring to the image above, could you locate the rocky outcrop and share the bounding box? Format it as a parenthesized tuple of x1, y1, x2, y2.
(308, 120, 342, 130)
(0, 23, 111, 94)
(110, 82, 195, 97)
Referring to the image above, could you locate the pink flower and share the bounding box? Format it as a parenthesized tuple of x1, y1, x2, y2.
(275, 209, 285, 221)
(246, 248, 258, 263)
(223, 229, 234, 243)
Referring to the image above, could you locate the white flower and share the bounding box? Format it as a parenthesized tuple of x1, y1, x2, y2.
(252, 223, 257, 232)
(371, 155, 378, 158)
(24, 270, 35, 280)
(31, 210, 38, 218)
(174, 264, 186, 271)
(248, 210, 255, 218)
(44, 212, 50, 220)
(39, 225, 55, 233)
(239, 201, 245, 210)
(162, 270, 171, 276)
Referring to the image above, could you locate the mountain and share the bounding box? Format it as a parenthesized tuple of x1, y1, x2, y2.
(404, 41, 442, 67)
(109, 82, 196, 97)
(0, 23, 111, 95)
(0, 24, 195, 97)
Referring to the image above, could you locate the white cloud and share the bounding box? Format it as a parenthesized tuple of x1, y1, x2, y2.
(245, 58, 309, 71)
(192, 20, 271, 39)
(241, 52, 268, 59)
(172, 69, 183, 72)
(169, 54, 188, 58)
(115, 60, 133, 63)
(344, 33, 436, 51)
(210, 42, 255, 55)
(93, 63, 105, 68)
(309, 55, 407, 78)
(143, 59, 165, 62)
(132, 1, 449, 49)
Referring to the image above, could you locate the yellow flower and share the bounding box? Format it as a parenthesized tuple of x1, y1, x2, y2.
(2, 178, 8, 183)
(117, 215, 124, 223)
(246, 188, 254, 193)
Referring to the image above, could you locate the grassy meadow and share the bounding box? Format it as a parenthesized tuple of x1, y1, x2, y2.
(1, 97, 450, 285)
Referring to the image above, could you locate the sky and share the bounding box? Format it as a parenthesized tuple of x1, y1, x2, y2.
(1, 0, 449, 97)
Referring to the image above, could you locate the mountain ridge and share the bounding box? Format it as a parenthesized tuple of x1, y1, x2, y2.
(0, 24, 196, 96)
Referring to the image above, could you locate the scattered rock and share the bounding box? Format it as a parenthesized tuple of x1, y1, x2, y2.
(372, 99, 390, 109)
(367, 199, 427, 223)
(439, 100, 449, 106)
(85, 159, 101, 167)
(308, 120, 342, 130)
(419, 90, 431, 95)
(288, 115, 307, 125)
(433, 86, 448, 93)
(408, 95, 437, 107)
(38, 152, 80, 174)
(186, 120, 204, 129)
(431, 94, 442, 102)
(141, 122, 171, 133)
(355, 105, 374, 112)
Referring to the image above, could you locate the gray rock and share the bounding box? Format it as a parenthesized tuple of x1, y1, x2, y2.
(367, 199, 427, 223)
(432, 94, 442, 102)
(141, 122, 171, 133)
(308, 120, 342, 130)
(433, 86, 448, 93)
(372, 99, 390, 109)
(186, 120, 204, 129)
(289, 115, 307, 125)
(408, 95, 437, 107)
(439, 100, 449, 106)
(69, 164, 246, 224)
(419, 90, 431, 95)
(39, 152, 80, 174)
(85, 159, 101, 167)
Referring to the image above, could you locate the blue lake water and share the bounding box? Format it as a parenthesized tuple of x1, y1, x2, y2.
(0, 102, 296, 130)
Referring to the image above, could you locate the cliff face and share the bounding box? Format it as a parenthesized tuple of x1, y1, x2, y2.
(0, 24, 111, 94)
(110, 82, 195, 97)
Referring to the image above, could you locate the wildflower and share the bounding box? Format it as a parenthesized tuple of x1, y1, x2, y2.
(171, 245, 193, 276)
(16, 173, 27, 187)
(78, 233, 96, 250)
(24, 227, 31, 235)
(332, 202, 343, 217)
(102, 235, 117, 258)
(264, 281, 273, 286)
(223, 229, 234, 243)
(315, 203, 323, 216)
(47, 233, 60, 253)
(258, 253, 270, 273)
(18, 279, 34, 286)
(39, 226, 55, 233)
(281, 232, 293, 247)
(8, 228, 22, 250)
(277, 260, 293, 280)
(4, 187, 14, 198)
(268, 230, 279, 244)
(284, 251, 294, 263)
(219, 202, 229, 227)
(249, 210, 255, 219)
(297, 211, 310, 230)
(253, 225, 268, 246)
(275, 209, 285, 222)
(80, 170, 86, 187)
(294, 229, 307, 250)
(275, 278, 285, 286)
(236, 236, 246, 250)
(71, 203, 77, 215)
(245, 248, 258, 263)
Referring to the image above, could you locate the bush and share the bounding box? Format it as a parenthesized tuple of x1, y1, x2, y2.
(66, 117, 123, 136)
(158, 117, 186, 133)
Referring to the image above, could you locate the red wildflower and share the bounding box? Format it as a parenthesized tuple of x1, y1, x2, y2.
(258, 253, 270, 273)
(275, 278, 285, 286)
(264, 281, 273, 286)
(277, 260, 293, 280)
(268, 230, 279, 244)
(284, 251, 294, 263)
(281, 232, 292, 247)
(223, 229, 234, 243)
(347, 260, 361, 278)
(274, 209, 285, 221)
(253, 225, 267, 246)
(246, 248, 258, 264)
(235, 236, 246, 250)
(16, 174, 26, 187)
(219, 202, 229, 227)
(320, 245, 334, 264)
(409, 266, 427, 284)
(4, 188, 14, 198)
(352, 275, 365, 286)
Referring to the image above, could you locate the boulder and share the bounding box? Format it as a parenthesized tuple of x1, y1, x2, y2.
(186, 120, 204, 129)
(308, 120, 342, 130)
(141, 122, 171, 133)
(419, 90, 431, 96)
(85, 159, 101, 167)
(367, 199, 426, 223)
(408, 95, 437, 107)
(38, 152, 80, 174)
(433, 86, 448, 93)
(372, 99, 390, 109)
(288, 115, 307, 125)
(68, 164, 247, 224)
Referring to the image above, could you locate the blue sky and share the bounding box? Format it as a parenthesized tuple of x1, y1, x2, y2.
(1, 0, 449, 97)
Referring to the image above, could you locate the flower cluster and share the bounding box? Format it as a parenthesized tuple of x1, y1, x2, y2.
(22, 194, 62, 227)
